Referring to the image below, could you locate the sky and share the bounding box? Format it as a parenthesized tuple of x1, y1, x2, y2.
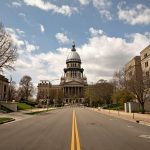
(0, 0, 150, 85)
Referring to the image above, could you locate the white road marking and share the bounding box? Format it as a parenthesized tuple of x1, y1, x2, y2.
(127, 125, 134, 128)
(139, 135, 150, 139)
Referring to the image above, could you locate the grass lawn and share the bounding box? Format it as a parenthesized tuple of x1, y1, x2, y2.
(17, 102, 33, 110)
(0, 117, 15, 124)
(109, 104, 124, 110)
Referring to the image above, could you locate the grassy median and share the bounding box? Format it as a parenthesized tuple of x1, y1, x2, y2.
(0, 117, 15, 124)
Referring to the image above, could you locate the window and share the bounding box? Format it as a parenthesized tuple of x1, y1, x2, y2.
(146, 71, 149, 77)
(145, 61, 148, 67)
(4, 85, 6, 92)
(144, 53, 148, 58)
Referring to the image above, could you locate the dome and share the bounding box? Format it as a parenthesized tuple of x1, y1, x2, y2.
(66, 44, 81, 63)
(67, 51, 81, 62)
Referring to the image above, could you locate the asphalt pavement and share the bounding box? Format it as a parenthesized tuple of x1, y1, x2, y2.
(0, 107, 150, 150)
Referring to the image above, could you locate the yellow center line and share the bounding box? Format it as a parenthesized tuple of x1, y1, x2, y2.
(71, 110, 81, 150)
(75, 113, 81, 150)
(71, 111, 75, 150)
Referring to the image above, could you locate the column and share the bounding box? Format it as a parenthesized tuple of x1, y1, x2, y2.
(66, 87, 68, 97)
(73, 87, 75, 95)
(79, 87, 81, 97)
(69, 87, 71, 96)
(64, 87, 65, 97)
(65, 87, 66, 96)
(75, 87, 76, 96)
(71, 87, 72, 95)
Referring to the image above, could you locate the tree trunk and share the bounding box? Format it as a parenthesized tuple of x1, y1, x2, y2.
(141, 102, 145, 114)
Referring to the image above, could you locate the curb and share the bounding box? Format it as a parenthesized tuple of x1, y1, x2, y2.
(93, 109, 150, 127)
(0, 118, 15, 125)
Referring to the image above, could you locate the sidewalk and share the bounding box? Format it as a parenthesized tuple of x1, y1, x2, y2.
(92, 108, 150, 127)
(0, 107, 55, 122)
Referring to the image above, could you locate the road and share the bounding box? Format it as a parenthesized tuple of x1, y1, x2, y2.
(0, 107, 150, 150)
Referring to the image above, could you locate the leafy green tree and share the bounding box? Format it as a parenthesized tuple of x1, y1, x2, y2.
(111, 89, 135, 104)
(85, 80, 114, 107)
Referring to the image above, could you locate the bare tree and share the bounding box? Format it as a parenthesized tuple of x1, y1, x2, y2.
(19, 75, 34, 101)
(127, 76, 148, 114)
(112, 68, 127, 91)
(8, 80, 17, 101)
(0, 23, 17, 72)
(114, 68, 148, 113)
(17, 87, 26, 101)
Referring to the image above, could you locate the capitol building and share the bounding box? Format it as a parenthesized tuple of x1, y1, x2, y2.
(37, 44, 87, 104)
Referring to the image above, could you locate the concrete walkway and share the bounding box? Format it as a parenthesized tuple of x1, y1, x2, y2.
(0, 108, 56, 122)
(93, 108, 150, 126)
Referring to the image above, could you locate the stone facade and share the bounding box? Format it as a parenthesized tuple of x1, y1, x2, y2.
(60, 44, 87, 104)
(37, 80, 62, 100)
(140, 45, 150, 89)
(0, 75, 9, 101)
(37, 80, 52, 100)
(124, 45, 150, 112)
(124, 56, 142, 81)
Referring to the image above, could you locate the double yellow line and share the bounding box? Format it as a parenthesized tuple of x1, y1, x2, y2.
(71, 110, 81, 150)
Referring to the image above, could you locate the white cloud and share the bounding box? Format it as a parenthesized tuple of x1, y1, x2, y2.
(25, 41, 39, 53)
(92, 0, 112, 9)
(16, 28, 25, 36)
(78, 0, 112, 20)
(18, 13, 26, 17)
(6, 28, 25, 48)
(6, 27, 39, 54)
(78, 0, 90, 5)
(40, 24, 45, 33)
(78, 32, 150, 82)
(16, 59, 31, 68)
(89, 27, 104, 36)
(23, 0, 78, 16)
(55, 32, 70, 44)
(99, 10, 112, 20)
(118, 3, 150, 25)
(12, 1, 22, 7)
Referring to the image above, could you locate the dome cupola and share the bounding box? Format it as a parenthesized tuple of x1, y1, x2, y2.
(66, 43, 81, 63)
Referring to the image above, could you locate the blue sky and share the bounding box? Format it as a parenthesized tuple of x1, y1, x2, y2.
(0, 0, 150, 85)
